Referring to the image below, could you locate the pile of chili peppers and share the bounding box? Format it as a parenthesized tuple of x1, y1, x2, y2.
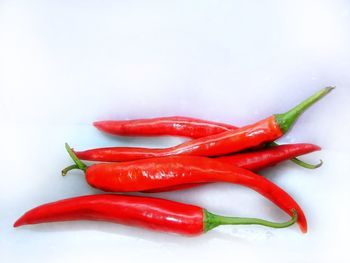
(14, 87, 334, 236)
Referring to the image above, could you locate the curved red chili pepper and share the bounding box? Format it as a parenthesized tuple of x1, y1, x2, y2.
(62, 148, 308, 233)
(94, 116, 322, 169)
(75, 87, 333, 162)
(94, 116, 236, 139)
(145, 143, 321, 192)
(14, 194, 298, 235)
(76, 116, 282, 161)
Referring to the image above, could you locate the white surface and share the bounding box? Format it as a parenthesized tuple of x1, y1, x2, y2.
(1, 1, 350, 262)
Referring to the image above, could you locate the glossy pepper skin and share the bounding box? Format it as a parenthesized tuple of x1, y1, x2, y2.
(14, 194, 298, 235)
(14, 195, 204, 235)
(75, 87, 333, 162)
(94, 117, 320, 169)
(63, 150, 308, 233)
(147, 143, 321, 192)
(94, 116, 321, 170)
(94, 116, 236, 139)
(76, 116, 283, 161)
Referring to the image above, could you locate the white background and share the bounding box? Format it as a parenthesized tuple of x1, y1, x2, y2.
(1, 1, 350, 262)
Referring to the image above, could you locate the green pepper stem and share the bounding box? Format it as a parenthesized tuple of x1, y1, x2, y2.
(203, 209, 298, 232)
(274, 86, 334, 133)
(62, 164, 80, 176)
(291, 158, 323, 169)
(63, 143, 87, 173)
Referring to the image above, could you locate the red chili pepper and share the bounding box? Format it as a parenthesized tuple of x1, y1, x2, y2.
(94, 117, 322, 169)
(75, 87, 333, 162)
(94, 116, 236, 139)
(62, 145, 308, 233)
(76, 116, 282, 161)
(146, 143, 321, 192)
(217, 143, 321, 171)
(14, 194, 298, 235)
